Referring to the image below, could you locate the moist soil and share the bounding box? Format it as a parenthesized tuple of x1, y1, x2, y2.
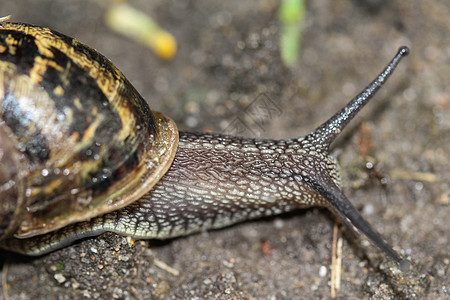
(0, 1, 449, 299)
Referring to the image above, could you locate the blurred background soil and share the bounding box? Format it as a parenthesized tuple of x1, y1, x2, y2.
(0, 0, 449, 299)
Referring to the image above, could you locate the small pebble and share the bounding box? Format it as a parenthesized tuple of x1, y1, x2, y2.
(54, 273, 66, 283)
(319, 265, 327, 277)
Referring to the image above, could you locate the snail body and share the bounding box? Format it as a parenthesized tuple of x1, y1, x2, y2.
(0, 21, 409, 269)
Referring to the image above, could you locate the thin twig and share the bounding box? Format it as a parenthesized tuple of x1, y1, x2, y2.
(331, 223, 343, 298)
(153, 258, 180, 276)
(1, 256, 11, 300)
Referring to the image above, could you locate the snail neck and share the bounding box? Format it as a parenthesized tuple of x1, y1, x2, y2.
(137, 131, 337, 238)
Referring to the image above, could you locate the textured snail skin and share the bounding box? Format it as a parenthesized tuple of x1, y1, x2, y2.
(2, 46, 410, 271)
(0, 22, 410, 270)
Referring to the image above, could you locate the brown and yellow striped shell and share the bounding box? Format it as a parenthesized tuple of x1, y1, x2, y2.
(0, 22, 178, 240)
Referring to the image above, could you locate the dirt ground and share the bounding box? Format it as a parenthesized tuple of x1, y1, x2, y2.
(0, 0, 449, 299)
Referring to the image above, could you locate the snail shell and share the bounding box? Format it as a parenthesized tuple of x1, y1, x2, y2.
(0, 22, 178, 240)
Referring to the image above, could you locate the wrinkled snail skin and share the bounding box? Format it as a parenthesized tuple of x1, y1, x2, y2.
(0, 22, 410, 270)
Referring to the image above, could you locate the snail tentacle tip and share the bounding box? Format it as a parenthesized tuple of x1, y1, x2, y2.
(398, 46, 410, 56)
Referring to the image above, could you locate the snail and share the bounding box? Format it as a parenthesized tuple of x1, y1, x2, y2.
(0, 21, 411, 270)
